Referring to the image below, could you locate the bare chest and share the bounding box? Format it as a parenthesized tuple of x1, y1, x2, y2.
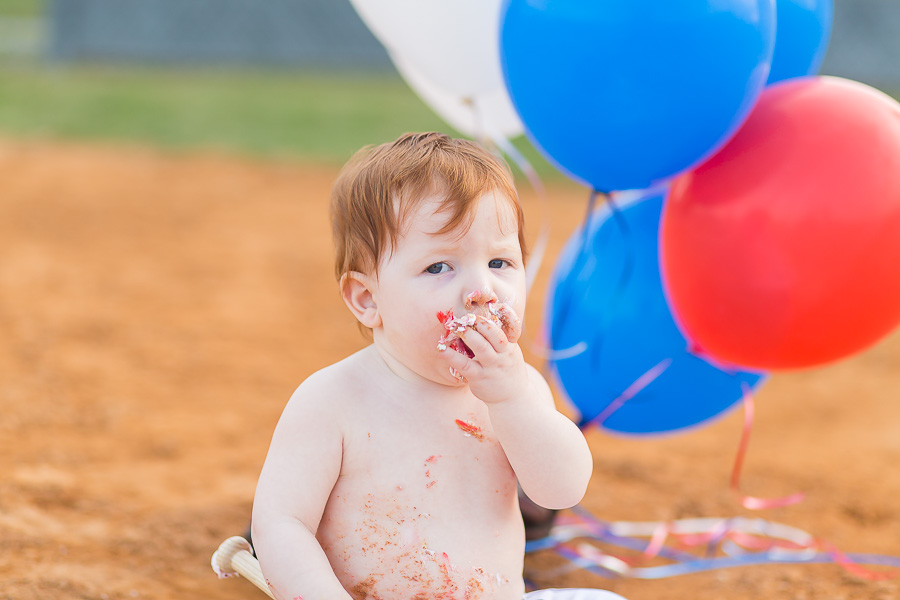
(317, 406, 525, 600)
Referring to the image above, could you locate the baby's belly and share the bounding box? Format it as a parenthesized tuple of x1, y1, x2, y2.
(318, 483, 526, 600)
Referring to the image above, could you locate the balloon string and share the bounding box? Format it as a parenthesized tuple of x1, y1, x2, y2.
(481, 125, 554, 365)
(540, 544, 900, 581)
(559, 506, 696, 562)
(587, 193, 634, 375)
(816, 539, 899, 581)
(526, 507, 900, 581)
(641, 521, 671, 561)
(560, 189, 600, 334)
(465, 96, 488, 150)
(530, 381, 900, 584)
(529, 340, 588, 362)
(537, 191, 651, 427)
(580, 190, 600, 253)
(686, 341, 744, 375)
(534, 190, 601, 364)
(730, 383, 805, 510)
(582, 358, 672, 429)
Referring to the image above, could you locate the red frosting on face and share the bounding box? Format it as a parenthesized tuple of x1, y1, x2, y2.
(436, 303, 521, 353)
(436, 310, 455, 326)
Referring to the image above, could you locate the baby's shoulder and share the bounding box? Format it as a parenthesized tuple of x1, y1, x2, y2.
(285, 346, 376, 413)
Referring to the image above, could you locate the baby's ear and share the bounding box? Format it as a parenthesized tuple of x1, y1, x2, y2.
(341, 271, 381, 329)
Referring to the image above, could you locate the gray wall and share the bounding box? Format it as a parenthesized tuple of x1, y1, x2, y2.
(47, 0, 900, 88)
(822, 0, 900, 92)
(821, 0, 900, 89)
(47, 0, 393, 69)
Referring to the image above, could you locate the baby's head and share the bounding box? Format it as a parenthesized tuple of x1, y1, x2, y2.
(330, 132, 526, 288)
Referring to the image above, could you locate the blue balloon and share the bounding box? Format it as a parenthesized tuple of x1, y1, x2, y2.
(500, 0, 775, 193)
(767, 0, 833, 84)
(547, 191, 765, 435)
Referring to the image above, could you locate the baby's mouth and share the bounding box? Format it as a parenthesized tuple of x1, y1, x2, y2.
(448, 337, 475, 359)
(437, 304, 521, 382)
(436, 311, 478, 381)
(436, 310, 476, 359)
(436, 302, 522, 360)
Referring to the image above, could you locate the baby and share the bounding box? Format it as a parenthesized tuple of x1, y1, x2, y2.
(252, 132, 624, 600)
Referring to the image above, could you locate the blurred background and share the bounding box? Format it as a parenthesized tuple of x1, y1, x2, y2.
(1, 0, 897, 162)
(1, 0, 528, 165)
(2, 2, 899, 600)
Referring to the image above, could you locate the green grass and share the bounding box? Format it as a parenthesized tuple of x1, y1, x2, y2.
(0, 64, 563, 180)
(0, 0, 44, 18)
(0, 66, 451, 163)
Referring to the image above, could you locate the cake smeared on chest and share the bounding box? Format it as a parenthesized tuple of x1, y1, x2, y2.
(332, 493, 512, 600)
(454, 418, 484, 441)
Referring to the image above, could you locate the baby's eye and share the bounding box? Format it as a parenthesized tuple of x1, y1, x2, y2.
(425, 262, 451, 274)
(489, 259, 507, 269)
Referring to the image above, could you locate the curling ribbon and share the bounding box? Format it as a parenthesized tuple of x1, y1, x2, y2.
(584, 358, 672, 429)
(731, 383, 805, 509)
(526, 506, 900, 581)
(526, 509, 900, 581)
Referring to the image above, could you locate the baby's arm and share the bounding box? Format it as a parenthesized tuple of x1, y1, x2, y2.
(483, 363, 592, 509)
(252, 377, 353, 600)
(442, 316, 593, 510)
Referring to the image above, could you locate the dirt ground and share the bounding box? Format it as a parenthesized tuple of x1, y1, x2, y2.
(1, 139, 898, 600)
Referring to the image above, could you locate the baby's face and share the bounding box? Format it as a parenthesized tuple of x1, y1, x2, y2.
(370, 191, 527, 385)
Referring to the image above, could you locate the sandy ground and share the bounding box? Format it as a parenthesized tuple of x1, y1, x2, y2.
(0, 140, 898, 600)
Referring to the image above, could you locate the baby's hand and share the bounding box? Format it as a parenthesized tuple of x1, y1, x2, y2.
(438, 306, 529, 404)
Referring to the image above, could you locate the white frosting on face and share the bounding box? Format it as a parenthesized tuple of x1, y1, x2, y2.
(464, 287, 496, 311)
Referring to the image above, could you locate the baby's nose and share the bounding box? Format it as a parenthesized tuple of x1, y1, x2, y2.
(464, 288, 498, 311)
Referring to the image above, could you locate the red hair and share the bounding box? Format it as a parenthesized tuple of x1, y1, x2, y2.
(330, 132, 526, 283)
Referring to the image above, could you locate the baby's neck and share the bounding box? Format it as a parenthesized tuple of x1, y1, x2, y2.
(363, 343, 469, 402)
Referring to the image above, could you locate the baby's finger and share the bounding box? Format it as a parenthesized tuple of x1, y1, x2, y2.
(440, 344, 480, 380)
(492, 303, 522, 343)
(458, 324, 496, 358)
(471, 315, 511, 352)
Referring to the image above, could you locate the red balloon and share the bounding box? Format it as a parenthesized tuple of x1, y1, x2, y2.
(660, 76, 900, 370)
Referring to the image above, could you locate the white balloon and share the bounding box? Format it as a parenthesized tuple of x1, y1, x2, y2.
(349, 0, 505, 97)
(391, 50, 523, 139)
